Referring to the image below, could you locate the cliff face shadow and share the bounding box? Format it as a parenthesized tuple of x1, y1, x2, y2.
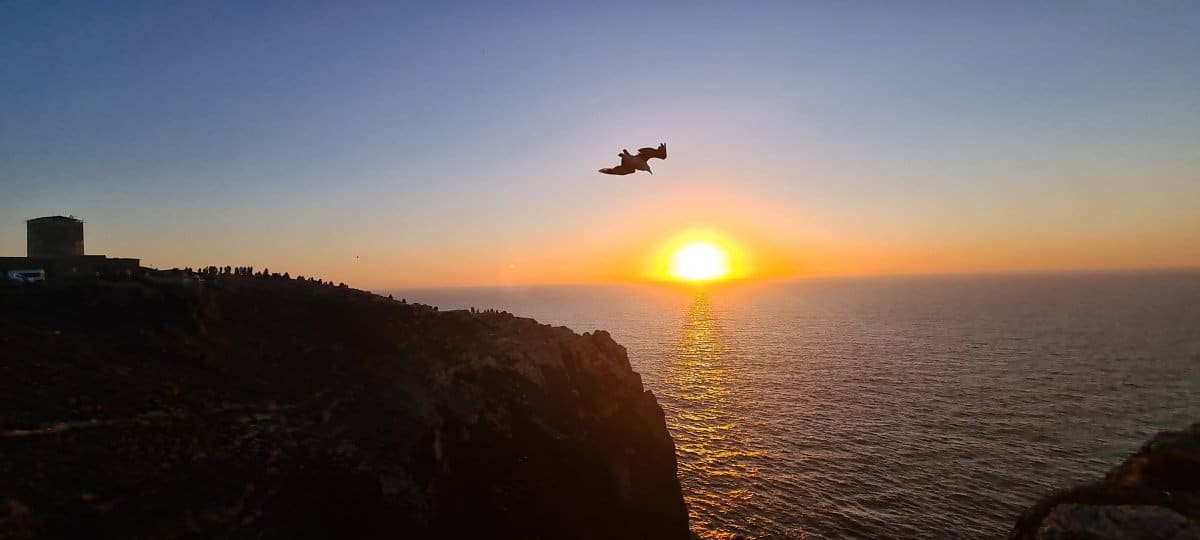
(0, 279, 693, 540)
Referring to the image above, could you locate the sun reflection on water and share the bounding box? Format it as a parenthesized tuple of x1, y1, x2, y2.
(666, 291, 762, 539)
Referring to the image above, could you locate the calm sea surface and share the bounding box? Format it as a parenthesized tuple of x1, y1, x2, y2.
(384, 271, 1200, 539)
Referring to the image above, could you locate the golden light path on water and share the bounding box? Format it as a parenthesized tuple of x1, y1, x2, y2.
(667, 292, 763, 539)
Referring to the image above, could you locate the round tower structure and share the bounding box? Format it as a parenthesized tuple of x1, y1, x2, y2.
(27, 216, 84, 258)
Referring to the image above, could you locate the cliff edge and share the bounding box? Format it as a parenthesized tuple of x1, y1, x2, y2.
(1011, 423, 1200, 539)
(0, 276, 690, 539)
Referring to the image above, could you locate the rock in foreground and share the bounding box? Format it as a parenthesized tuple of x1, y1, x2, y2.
(0, 277, 690, 539)
(1010, 423, 1200, 539)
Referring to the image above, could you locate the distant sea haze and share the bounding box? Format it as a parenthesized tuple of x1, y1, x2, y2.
(384, 270, 1200, 539)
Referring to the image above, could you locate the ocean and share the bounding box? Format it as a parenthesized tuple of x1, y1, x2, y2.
(384, 271, 1200, 539)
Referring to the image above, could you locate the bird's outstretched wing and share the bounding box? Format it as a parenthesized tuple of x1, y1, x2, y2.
(635, 143, 667, 162)
(599, 164, 636, 175)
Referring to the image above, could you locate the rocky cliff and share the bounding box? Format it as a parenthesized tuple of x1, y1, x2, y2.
(0, 276, 691, 539)
(1011, 423, 1200, 539)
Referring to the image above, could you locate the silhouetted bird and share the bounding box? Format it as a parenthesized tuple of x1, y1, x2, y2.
(598, 143, 667, 175)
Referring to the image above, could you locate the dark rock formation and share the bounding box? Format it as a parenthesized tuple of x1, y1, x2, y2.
(0, 277, 690, 539)
(1010, 423, 1200, 539)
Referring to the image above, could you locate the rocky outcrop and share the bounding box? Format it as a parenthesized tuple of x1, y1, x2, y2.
(1010, 423, 1200, 539)
(0, 277, 690, 539)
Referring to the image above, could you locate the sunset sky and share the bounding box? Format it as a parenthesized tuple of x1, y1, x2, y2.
(3, 3, 1198, 288)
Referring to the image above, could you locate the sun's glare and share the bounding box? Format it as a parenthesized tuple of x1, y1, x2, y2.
(669, 241, 731, 281)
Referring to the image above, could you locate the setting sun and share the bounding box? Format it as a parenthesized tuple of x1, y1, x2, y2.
(668, 241, 731, 281)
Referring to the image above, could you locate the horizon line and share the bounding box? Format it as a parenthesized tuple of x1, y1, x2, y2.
(369, 264, 1200, 292)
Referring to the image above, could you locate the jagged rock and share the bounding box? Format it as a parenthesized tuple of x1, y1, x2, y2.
(1011, 423, 1200, 540)
(0, 278, 691, 539)
(1037, 504, 1200, 539)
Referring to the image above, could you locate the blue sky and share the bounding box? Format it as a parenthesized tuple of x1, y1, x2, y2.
(3, 2, 1198, 286)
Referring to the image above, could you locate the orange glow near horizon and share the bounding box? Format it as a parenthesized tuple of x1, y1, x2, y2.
(121, 180, 1198, 289)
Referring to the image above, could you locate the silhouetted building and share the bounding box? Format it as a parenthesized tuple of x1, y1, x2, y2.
(1, 216, 140, 281)
(27, 216, 85, 258)
(0, 255, 141, 280)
